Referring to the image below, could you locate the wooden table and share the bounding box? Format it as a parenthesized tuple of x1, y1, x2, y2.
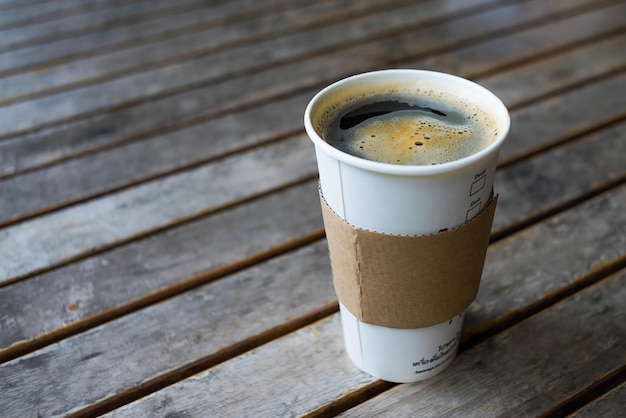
(1, 0, 625, 416)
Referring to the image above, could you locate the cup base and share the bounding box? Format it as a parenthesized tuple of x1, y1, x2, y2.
(339, 303, 462, 383)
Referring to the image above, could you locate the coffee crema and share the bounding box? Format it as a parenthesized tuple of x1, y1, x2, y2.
(319, 87, 500, 165)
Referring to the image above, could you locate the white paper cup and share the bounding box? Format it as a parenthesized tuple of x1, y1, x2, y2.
(304, 69, 510, 382)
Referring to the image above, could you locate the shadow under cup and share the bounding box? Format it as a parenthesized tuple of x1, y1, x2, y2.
(304, 69, 510, 383)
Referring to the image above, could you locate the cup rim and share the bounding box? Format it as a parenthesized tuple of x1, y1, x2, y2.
(304, 69, 511, 176)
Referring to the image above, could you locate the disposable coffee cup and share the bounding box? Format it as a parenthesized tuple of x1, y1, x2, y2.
(304, 69, 510, 383)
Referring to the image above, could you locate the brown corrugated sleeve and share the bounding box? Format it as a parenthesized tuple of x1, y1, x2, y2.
(320, 193, 497, 329)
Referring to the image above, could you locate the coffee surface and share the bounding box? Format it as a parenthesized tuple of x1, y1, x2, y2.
(321, 88, 499, 165)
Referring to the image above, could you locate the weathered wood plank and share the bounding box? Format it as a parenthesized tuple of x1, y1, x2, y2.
(0, 0, 130, 30)
(477, 31, 626, 107)
(2, 0, 619, 352)
(0, 0, 413, 103)
(569, 381, 626, 417)
(338, 273, 626, 416)
(3, 0, 608, 138)
(3, 118, 624, 361)
(0, 0, 209, 52)
(0, 88, 312, 179)
(498, 71, 626, 163)
(0, 0, 617, 175)
(0, 0, 77, 10)
(0, 3, 616, 180)
(0, 242, 336, 417)
(2, 182, 625, 417)
(103, 263, 626, 417)
(491, 119, 626, 232)
(405, 2, 626, 79)
(0, 0, 312, 76)
(0, 0, 503, 135)
(3, 24, 626, 227)
(5, 4, 625, 121)
(0, 1, 622, 417)
(466, 191, 626, 337)
(0, 135, 317, 285)
(3, 67, 624, 282)
(0, 181, 324, 354)
(341, 272, 626, 416)
(107, 316, 364, 418)
(2, 67, 625, 232)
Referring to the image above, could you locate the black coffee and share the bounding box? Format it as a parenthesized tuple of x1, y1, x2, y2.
(321, 89, 499, 165)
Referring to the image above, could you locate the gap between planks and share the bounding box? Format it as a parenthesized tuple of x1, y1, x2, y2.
(391, 0, 623, 67)
(0, 0, 620, 182)
(541, 364, 626, 418)
(461, 26, 626, 83)
(0, 127, 303, 229)
(497, 110, 626, 170)
(490, 174, 626, 242)
(0, 3, 622, 181)
(3, 117, 626, 360)
(2, 47, 624, 186)
(0, 4, 623, 342)
(0, 232, 328, 365)
(0, 0, 417, 80)
(303, 261, 626, 418)
(0, 0, 620, 404)
(0, 31, 624, 350)
(0, 0, 76, 12)
(65, 300, 340, 418)
(0, 0, 151, 32)
(3, 173, 626, 365)
(4, 0, 611, 109)
(0, 173, 319, 290)
(0, 83, 317, 182)
(0, 0, 538, 140)
(0, 0, 334, 83)
(3, 171, 625, 372)
(1, 99, 624, 241)
(70, 193, 626, 417)
(1, 107, 623, 286)
(0, 0, 232, 53)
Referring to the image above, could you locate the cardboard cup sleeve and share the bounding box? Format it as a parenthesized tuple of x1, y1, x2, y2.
(320, 192, 498, 329)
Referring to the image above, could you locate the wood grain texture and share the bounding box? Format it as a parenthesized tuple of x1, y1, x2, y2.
(0, 181, 323, 353)
(466, 187, 626, 336)
(2, 67, 624, 229)
(0, 0, 613, 176)
(104, 264, 626, 417)
(0, 0, 312, 76)
(0, 0, 500, 137)
(6, 33, 626, 226)
(2, 111, 624, 358)
(406, 0, 626, 78)
(338, 270, 626, 417)
(0, 92, 312, 224)
(0, 135, 317, 284)
(492, 119, 626, 232)
(106, 315, 367, 418)
(0, 241, 336, 417)
(0, 0, 412, 102)
(569, 381, 626, 417)
(499, 71, 626, 163)
(0, 0, 129, 30)
(3, 184, 625, 417)
(0, 1, 624, 416)
(0, 3, 608, 180)
(0, 0, 207, 52)
(479, 32, 626, 107)
(0, 0, 56, 10)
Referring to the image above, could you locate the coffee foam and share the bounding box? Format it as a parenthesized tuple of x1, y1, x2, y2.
(315, 82, 500, 166)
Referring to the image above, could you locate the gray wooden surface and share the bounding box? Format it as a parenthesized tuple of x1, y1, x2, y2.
(0, 0, 624, 417)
